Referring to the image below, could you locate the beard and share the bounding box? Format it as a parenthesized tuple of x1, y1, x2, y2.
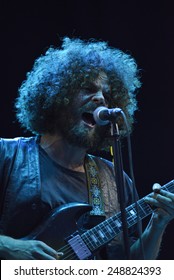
(63, 121, 110, 150)
(56, 104, 111, 150)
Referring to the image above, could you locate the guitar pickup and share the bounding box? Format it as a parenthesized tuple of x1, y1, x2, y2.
(67, 233, 92, 260)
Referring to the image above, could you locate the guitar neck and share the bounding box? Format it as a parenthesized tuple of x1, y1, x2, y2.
(81, 180, 174, 253)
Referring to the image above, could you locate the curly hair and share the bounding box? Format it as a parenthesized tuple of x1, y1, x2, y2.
(15, 37, 141, 135)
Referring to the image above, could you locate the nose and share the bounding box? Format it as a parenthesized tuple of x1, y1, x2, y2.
(91, 91, 106, 106)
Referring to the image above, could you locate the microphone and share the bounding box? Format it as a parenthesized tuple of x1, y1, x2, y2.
(93, 106, 122, 125)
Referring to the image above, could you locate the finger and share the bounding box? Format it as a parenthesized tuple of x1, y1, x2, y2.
(151, 187, 174, 204)
(152, 183, 161, 193)
(37, 241, 58, 259)
(149, 183, 174, 201)
(43, 245, 58, 259)
(56, 252, 64, 260)
(33, 248, 58, 260)
(145, 195, 174, 214)
(154, 193, 173, 205)
(38, 252, 57, 260)
(158, 189, 174, 200)
(144, 197, 159, 207)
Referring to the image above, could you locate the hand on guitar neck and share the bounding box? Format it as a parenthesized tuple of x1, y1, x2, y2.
(144, 182, 174, 229)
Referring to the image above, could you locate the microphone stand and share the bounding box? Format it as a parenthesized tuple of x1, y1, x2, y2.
(111, 122, 131, 260)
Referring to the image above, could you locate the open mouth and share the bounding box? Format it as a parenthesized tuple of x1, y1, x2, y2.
(82, 112, 96, 127)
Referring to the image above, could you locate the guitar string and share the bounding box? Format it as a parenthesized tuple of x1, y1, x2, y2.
(56, 189, 172, 259)
(55, 201, 149, 259)
(56, 211, 136, 260)
(55, 197, 165, 259)
(58, 207, 151, 260)
(55, 182, 174, 259)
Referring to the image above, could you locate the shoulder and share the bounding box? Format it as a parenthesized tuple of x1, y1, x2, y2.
(89, 153, 132, 187)
(0, 136, 38, 156)
(0, 136, 38, 145)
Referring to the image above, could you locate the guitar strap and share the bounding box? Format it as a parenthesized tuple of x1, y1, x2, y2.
(85, 154, 105, 216)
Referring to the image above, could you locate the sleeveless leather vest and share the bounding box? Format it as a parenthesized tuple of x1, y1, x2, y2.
(0, 136, 126, 239)
(0, 137, 47, 238)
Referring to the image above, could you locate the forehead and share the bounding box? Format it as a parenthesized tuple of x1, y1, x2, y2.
(84, 71, 109, 87)
(96, 71, 108, 83)
(93, 72, 110, 92)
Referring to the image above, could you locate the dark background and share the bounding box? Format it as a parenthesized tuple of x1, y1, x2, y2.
(1, 1, 174, 259)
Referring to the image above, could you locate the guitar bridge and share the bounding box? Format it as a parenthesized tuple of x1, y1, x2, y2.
(67, 233, 92, 260)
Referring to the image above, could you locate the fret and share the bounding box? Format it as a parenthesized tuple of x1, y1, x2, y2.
(102, 219, 118, 240)
(100, 223, 115, 240)
(95, 223, 113, 241)
(129, 209, 137, 216)
(98, 229, 106, 238)
(89, 228, 102, 247)
(83, 227, 106, 250)
(93, 226, 107, 243)
(140, 199, 153, 215)
(140, 199, 152, 214)
(163, 181, 174, 192)
(105, 225, 114, 235)
(127, 203, 148, 222)
(90, 234, 98, 243)
(103, 219, 120, 241)
(126, 209, 137, 227)
(137, 200, 148, 216)
(82, 231, 97, 251)
(107, 216, 123, 236)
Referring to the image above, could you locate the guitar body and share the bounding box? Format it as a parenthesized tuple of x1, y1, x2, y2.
(22, 180, 174, 260)
(24, 203, 92, 258)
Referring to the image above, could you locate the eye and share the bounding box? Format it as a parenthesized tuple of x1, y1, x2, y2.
(83, 86, 97, 94)
(103, 90, 111, 101)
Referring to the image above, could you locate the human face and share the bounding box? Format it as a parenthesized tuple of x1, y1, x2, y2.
(58, 72, 111, 149)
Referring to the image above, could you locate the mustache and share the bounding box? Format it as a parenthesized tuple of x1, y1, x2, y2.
(79, 103, 102, 115)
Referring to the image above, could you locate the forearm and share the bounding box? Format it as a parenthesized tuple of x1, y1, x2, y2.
(130, 214, 168, 259)
(0, 235, 58, 260)
(0, 235, 14, 259)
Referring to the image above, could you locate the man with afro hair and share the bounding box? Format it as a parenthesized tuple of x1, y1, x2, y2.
(0, 38, 174, 259)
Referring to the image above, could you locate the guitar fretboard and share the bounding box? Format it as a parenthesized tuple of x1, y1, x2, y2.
(81, 180, 174, 252)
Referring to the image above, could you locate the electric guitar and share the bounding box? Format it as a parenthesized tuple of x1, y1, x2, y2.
(24, 180, 174, 259)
